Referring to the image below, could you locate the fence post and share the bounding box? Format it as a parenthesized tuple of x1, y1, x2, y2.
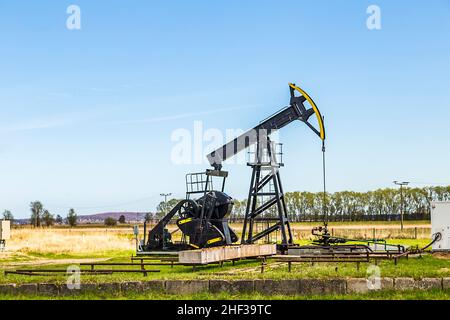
(414, 227, 417, 239)
(373, 228, 376, 239)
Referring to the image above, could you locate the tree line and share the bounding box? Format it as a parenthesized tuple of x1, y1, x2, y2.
(29, 201, 78, 227)
(3, 186, 448, 226)
(2, 202, 133, 227)
(229, 186, 450, 222)
(151, 186, 448, 222)
(1, 202, 78, 227)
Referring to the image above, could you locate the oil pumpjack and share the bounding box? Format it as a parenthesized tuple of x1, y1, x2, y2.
(141, 83, 325, 253)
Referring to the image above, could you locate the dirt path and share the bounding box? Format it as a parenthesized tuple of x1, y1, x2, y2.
(433, 252, 450, 260)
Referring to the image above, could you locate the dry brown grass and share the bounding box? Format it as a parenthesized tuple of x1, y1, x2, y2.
(3, 222, 431, 256)
(289, 227, 431, 241)
(7, 228, 135, 255)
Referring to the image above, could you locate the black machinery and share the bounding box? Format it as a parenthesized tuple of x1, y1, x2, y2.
(140, 83, 438, 260)
(207, 83, 326, 252)
(144, 170, 238, 251)
(142, 83, 326, 252)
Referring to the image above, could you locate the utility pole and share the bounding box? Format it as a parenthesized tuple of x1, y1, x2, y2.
(160, 193, 172, 214)
(393, 181, 409, 231)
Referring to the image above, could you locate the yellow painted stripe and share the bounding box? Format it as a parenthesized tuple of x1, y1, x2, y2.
(289, 83, 325, 141)
(178, 218, 193, 225)
(207, 237, 223, 245)
(189, 243, 199, 249)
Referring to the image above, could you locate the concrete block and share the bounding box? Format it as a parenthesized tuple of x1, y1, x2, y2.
(179, 244, 276, 264)
(394, 278, 415, 291)
(224, 246, 241, 261)
(443, 278, 450, 290)
(323, 279, 346, 294)
(209, 280, 254, 294)
(347, 278, 369, 294)
(299, 279, 327, 295)
(59, 283, 98, 295)
(416, 278, 442, 290)
(38, 283, 59, 295)
(121, 281, 143, 293)
(80, 283, 100, 292)
(380, 278, 394, 290)
(59, 284, 76, 296)
(0, 220, 10, 240)
(97, 282, 121, 293)
(142, 280, 165, 293)
(241, 244, 275, 257)
(0, 284, 16, 295)
(254, 280, 300, 295)
(166, 280, 209, 295)
(16, 283, 38, 295)
(364, 277, 394, 291)
(179, 247, 225, 265)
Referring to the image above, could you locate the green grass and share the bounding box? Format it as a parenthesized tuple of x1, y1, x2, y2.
(1, 238, 447, 285)
(1, 236, 448, 300)
(1, 289, 449, 300)
(1, 251, 449, 285)
(24, 250, 132, 260)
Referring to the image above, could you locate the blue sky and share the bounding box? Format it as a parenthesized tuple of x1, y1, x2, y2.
(0, 1, 449, 218)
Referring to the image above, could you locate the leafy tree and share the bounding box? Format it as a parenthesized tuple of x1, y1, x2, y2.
(156, 198, 180, 219)
(67, 208, 78, 227)
(118, 215, 126, 224)
(144, 212, 153, 222)
(42, 210, 55, 227)
(104, 217, 117, 226)
(231, 186, 450, 222)
(30, 201, 44, 227)
(55, 214, 63, 225)
(2, 210, 14, 222)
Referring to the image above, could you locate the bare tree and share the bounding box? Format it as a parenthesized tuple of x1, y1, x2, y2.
(42, 210, 55, 227)
(2, 210, 14, 225)
(30, 201, 44, 227)
(67, 208, 78, 227)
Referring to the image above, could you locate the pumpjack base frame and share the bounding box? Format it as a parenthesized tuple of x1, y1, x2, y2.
(241, 140, 293, 252)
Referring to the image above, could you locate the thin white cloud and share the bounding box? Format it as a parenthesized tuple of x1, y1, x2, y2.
(108, 105, 259, 125)
(0, 105, 260, 133)
(47, 92, 72, 98)
(90, 87, 112, 93)
(0, 116, 72, 133)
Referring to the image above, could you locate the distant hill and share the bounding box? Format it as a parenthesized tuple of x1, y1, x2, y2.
(78, 212, 150, 223)
(14, 212, 153, 225)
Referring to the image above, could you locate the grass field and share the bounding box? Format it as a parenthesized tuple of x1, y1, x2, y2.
(1, 223, 448, 299)
(7, 227, 134, 255)
(5, 221, 431, 256)
(2, 246, 449, 284)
